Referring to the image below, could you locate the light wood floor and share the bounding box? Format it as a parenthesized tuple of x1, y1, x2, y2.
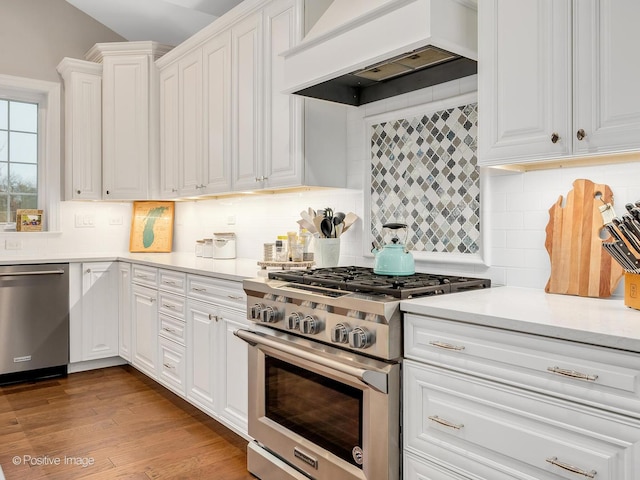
(0, 365, 255, 479)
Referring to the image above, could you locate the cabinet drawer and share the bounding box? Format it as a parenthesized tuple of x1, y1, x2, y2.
(158, 269, 187, 294)
(159, 314, 186, 346)
(405, 314, 640, 418)
(158, 336, 186, 396)
(187, 275, 245, 308)
(131, 264, 158, 287)
(404, 452, 471, 480)
(404, 360, 640, 480)
(158, 291, 186, 320)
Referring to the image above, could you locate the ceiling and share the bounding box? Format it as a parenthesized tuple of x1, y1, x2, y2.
(65, 0, 245, 46)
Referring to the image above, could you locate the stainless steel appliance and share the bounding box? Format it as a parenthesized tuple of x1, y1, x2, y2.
(237, 266, 490, 480)
(0, 263, 69, 384)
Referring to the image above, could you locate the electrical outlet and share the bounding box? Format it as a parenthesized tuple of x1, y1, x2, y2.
(109, 216, 123, 225)
(5, 239, 22, 250)
(227, 215, 236, 225)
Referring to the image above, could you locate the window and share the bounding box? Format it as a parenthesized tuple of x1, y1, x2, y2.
(0, 74, 61, 231)
(0, 99, 39, 223)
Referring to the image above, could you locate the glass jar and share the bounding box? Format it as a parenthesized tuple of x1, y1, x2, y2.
(275, 236, 288, 262)
(202, 238, 213, 258)
(195, 240, 205, 257)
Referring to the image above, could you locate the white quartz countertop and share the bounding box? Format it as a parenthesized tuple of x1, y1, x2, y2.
(0, 252, 266, 282)
(401, 286, 640, 353)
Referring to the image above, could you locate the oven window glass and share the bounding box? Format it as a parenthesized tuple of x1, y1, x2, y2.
(265, 356, 363, 468)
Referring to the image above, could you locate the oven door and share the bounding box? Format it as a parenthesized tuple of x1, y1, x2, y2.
(235, 329, 400, 480)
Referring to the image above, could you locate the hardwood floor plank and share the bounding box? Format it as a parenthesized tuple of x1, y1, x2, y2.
(0, 365, 253, 480)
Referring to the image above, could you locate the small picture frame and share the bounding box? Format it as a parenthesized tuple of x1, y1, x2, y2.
(129, 201, 175, 253)
(16, 209, 43, 232)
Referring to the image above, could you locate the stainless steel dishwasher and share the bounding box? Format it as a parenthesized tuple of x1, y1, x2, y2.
(0, 263, 69, 383)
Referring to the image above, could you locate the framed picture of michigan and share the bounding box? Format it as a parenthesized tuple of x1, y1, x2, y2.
(129, 201, 175, 253)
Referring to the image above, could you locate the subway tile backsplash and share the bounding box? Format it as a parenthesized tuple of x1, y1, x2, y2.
(370, 103, 480, 254)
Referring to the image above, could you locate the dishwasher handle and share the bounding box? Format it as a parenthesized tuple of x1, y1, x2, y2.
(0, 269, 66, 277)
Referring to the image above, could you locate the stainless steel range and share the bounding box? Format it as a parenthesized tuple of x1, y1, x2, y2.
(236, 266, 490, 480)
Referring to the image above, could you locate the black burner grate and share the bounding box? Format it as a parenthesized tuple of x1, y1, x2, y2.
(268, 267, 490, 299)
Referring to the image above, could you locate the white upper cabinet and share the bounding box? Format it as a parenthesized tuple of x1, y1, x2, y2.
(260, 0, 303, 189)
(231, 12, 264, 191)
(202, 32, 233, 194)
(478, 0, 640, 166)
(87, 42, 171, 199)
(177, 48, 204, 197)
(57, 58, 103, 201)
(572, 0, 640, 156)
(156, 0, 347, 197)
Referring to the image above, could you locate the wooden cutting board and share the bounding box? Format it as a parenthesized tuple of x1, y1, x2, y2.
(544, 178, 623, 298)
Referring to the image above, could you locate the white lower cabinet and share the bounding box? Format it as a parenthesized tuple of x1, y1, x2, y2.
(186, 297, 249, 437)
(131, 283, 159, 378)
(403, 315, 640, 480)
(69, 262, 119, 363)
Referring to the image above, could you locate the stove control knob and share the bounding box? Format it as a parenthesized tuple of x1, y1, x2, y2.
(349, 327, 372, 349)
(286, 312, 303, 330)
(250, 303, 265, 320)
(261, 306, 279, 323)
(331, 323, 351, 344)
(300, 315, 321, 335)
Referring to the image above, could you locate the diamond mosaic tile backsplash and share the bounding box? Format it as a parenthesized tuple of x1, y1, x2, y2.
(370, 103, 480, 254)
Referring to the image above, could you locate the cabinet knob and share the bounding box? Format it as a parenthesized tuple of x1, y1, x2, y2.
(105, 190, 110, 195)
(77, 189, 82, 195)
(85, 268, 91, 274)
(551, 133, 560, 144)
(576, 129, 586, 141)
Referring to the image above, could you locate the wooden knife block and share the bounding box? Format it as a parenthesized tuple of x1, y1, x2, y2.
(624, 272, 640, 310)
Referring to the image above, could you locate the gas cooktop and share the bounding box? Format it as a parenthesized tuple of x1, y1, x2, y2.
(268, 266, 490, 300)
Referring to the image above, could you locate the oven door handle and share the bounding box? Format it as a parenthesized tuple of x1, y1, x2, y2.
(234, 329, 389, 394)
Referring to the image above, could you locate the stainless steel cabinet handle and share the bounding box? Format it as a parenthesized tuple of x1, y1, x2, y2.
(429, 341, 465, 351)
(192, 287, 207, 292)
(547, 366, 598, 382)
(136, 274, 150, 279)
(208, 314, 219, 322)
(551, 132, 560, 144)
(163, 363, 175, 370)
(576, 129, 586, 141)
(227, 295, 243, 300)
(162, 327, 177, 333)
(255, 176, 268, 182)
(162, 280, 177, 285)
(545, 457, 596, 478)
(138, 295, 155, 303)
(428, 415, 464, 430)
(162, 303, 176, 309)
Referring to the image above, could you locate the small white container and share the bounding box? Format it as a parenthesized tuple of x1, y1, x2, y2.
(213, 232, 236, 259)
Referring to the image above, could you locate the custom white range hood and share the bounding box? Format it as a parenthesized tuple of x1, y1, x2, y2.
(282, 0, 478, 106)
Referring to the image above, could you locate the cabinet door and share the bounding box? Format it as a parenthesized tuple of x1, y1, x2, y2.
(118, 262, 132, 361)
(573, 0, 640, 155)
(186, 299, 219, 416)
(81, 262, 119, 361)
(131, 283, 158, 378)
(159, 63, 179, 198)
(231, 13, 264, 191)
(58, 59, 103, 201)
(217, 308, 249, 435)
(202, 32, 233, 194)
(177, 48, 204, 197)
(102, 54, 150, 199)
(478, 0, 571, 165)
(262, 0, 304, 189)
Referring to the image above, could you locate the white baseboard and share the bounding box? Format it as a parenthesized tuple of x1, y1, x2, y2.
(67, 357, 127, 373)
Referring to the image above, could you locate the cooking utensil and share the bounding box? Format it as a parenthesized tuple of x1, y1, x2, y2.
(320, 217, 334, 238)
(371, 223, 415, 275)
(342, 212, 358, 233)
